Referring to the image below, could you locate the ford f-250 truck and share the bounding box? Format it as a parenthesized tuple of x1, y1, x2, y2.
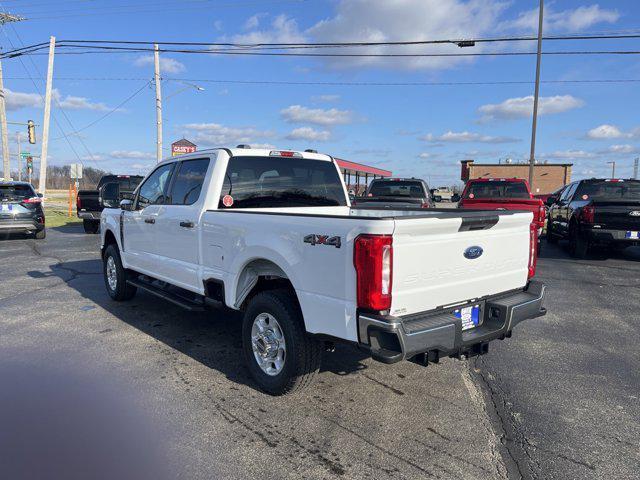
(100, 147, 546, 395)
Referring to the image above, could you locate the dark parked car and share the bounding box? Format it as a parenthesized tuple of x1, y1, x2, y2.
(546, 178, 640, 257)
(0, 181, 45, 239)
(355, 177, 432, 208)
(76, 174, 143, 233)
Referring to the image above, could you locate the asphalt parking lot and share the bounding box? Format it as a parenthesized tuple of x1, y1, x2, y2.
(1, 224, 638, 480)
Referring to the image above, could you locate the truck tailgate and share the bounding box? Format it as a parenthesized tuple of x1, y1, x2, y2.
(390, 211, 532, 316)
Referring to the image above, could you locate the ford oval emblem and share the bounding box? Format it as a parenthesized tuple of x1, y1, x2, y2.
(464, 246, 483, 260)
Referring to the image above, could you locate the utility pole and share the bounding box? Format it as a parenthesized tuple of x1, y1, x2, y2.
(38, 36, 55, 195)
(154, 43, 163, 163)
(634, 157, 639, 179)
(0, 13, 26, 180)
(528, 0, 544, 190)
(0, 60, 10, 180)
(607, 161, 616, 179)
(16, 131, 21, 181)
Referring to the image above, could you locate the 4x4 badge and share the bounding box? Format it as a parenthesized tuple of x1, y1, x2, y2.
(304, 234, 341, 248)
(629, 211, 640, 216)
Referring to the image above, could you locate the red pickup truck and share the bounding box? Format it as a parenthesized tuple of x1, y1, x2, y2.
(458, 178, 546, 235)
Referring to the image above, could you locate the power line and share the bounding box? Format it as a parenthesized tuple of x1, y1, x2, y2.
(51, 81, 151, 141)
(4, 42, 640, 59)
(4, 76, 640, 86)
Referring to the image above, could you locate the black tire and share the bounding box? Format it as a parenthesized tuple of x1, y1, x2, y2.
(103, 244, 137, 301)
(242, 289, 322, 395)
(546, 229, 558, 244)
(83, 219, 100, 234)
(34, 228, 46, 239)
(569, 225, 589, 259)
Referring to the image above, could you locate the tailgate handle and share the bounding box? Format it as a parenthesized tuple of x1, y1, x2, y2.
(459, 216, 499, 232)
(180, 221, 194, 228)
(144, 218, 155, 224)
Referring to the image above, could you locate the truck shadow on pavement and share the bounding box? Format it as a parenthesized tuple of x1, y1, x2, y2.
(45, 259, 371, 391)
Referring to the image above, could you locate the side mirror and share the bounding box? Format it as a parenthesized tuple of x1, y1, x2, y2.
(100, 182, 120, 208)
(545, 196, 557, 207)
(120, 199, 134, 211)
(37, 192, 44, 198)
(451, 194, 461, 203)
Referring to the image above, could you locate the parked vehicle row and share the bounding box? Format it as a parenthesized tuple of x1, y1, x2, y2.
(354, 177, 432, 208)
(99, 147, 546, 395)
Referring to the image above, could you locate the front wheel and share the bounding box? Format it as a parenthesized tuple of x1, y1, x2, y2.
(103, 244, 137, 301)
(242, 289, 322, 395)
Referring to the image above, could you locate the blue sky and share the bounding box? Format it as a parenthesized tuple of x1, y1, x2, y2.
(2, 0, 640, 185)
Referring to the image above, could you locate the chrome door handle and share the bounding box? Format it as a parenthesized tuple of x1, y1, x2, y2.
(144, 218, 155, 224)
(179, 221, 194, 228)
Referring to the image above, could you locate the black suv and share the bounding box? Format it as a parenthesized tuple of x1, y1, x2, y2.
(0, 182, 46, 239)
(546, 178, 640, 257)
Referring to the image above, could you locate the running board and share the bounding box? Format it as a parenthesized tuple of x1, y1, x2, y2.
(126, 278, 206, 311)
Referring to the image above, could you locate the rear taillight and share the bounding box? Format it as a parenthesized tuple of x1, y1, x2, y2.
(76, 195, 82, 210)
(538, 205, 546, 226)
(354, 234, 393, 312)
(528, 223, 538, 279)
(421, 202, 430, 208)
(22, 196, 42, 204)
(581, 205, 595, 224)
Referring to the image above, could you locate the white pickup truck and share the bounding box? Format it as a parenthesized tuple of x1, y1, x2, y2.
(100, 147, 546, 395)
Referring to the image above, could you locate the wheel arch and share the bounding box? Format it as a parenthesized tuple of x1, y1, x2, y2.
(234, 258, 301, 314)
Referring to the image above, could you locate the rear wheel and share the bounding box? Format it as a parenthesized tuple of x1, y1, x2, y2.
(546, 228, 558, 244)
(242, 289, 322, 395)
(34, 228, 46, 240)
(569, 225, 589, 259)
(103, 244, 137, 301)
(83, 219, 100, 234)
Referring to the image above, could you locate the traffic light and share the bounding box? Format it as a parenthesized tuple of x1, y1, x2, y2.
(27, 120, 36, 144)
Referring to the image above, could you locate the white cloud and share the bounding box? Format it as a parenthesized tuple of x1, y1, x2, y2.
(230, 14, 305, 44)
(243, 13, 266, 30)
(503, 4, 619, 33)
(110, 150, 155, 160)
(131, 163, 153, 170)
(5, 88, 113, 111)
(281, 105, 353, 126)
(285, 127, 332, 142)
(544, 150, 596, 160)
(133, 55, 186, 74)
(586, 124, 638, 140)
(421, 131, 519, 144)
(307, 0, 507, 70)
(418, 153, 432, 159)
(183, 122, 274, 146)
(478, 95, 584, 122)
(312, 94, 341, 102)
(607, 144, 639, 154)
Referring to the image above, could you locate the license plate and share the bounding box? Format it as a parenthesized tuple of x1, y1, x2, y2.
(626, 231, 639, 239)
(454, 305, 481, 331)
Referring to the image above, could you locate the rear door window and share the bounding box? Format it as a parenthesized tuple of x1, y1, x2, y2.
(168, 158, 210, 205)
(220, 156, 346, 208)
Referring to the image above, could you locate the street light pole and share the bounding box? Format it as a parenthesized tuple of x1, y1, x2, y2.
(607, 161, 616, 179)
(528, 0, 544, 190)
(634, 157, 639, 179)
